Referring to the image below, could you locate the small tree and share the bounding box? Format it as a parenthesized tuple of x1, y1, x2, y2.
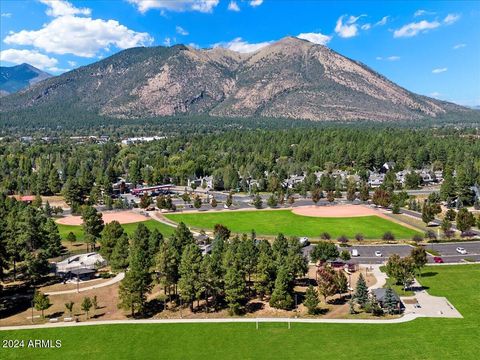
(34, 291, 51, 318)
(340, 249, 351, 261)
(66, 231, 77, 245)
(226, 193, 233, 207)
(410, 247, 427, 276)
(252, 194, 263, 209)
(139, 193, 152, 209)
(337, 235, 349, 246)
(354, 273, 368, 308)
(267, 193, 277, 208)
(412, 234, 423, 244)
(193, 195, 202, 209)
(304, 285, 320, 315)
(382, 231, 395, 242)
(81, 296, 93, 319)
(311, 187, 322, 205)
(320, 232, 331, 241)
(383, 287, 398, 315)
(92, 295, 99, 315)
(317, 266, 338, 302)
(210, 197, 217, 208)
(310, 241, 339, 263)
(287, 195, 295, 207)
(355, 233, 364, 242)
(65, 301, 74, 317)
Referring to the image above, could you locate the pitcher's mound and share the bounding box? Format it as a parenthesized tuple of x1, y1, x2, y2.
(56, 210, 149, 226)
(292, 205, 382, 218)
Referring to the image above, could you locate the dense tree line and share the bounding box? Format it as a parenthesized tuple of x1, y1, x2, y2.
(1, 127, 479, 201)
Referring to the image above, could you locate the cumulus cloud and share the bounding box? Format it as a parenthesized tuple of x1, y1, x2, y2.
(127, 0, 219, 13)
(444, 13, 460, 25)
(1, 12, 12, 18)
(4, 15, 153, 58)
(393, 20, 440, 38)
(335, 15, 361, 38)
(297, 32, 332, 45)
(249, 0, 263, 6)
(0, 48, 58, 70)
(375, 16, 389, 26)
(213, 37, 273, 53)
(176, 26, 189, 35)
(40, 0, 91, 17)
(432, 67, 447, 74)
(453, 43, 466, 50)
(430, 92, 441, 98)
(228, 1, 240, 12)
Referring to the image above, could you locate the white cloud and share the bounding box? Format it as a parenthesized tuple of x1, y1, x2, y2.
(228, 1, 240, 12)
(1, 12, 12, 18)
(127, 0, 219, 13)
(0, 48, 58, 70)
(444, 13, 460, 25)
(213, 37, 273, 53)
(375, 16, 389, 26)
(453, 43, 466, 49)
(430, 92, 441, 98)
(188, 42, 200, 49)
(297, 32, 332, 45)
(47, 66, 70, 73)
(176, 26, 189, 35)
(67, 60, 77, 67)
(361, 23, 371, 30)
(4, 15, 153, 58)
(335, 15, 360, 38)
(39, 0, 91, 17)
(432, 67, 447, 74)
(393, 20, 440, 38)
(249, 0, 263, 6)
(376, 56, 400, 61)
(386, 56, 400, 61)
(164, 37, 172, 46)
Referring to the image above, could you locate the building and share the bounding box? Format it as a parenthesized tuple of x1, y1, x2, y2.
(371, 288, 404, 312)
(55, 252, 106, 275)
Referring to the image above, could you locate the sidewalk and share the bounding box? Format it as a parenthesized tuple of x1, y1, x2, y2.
(44, 272, 125, 296)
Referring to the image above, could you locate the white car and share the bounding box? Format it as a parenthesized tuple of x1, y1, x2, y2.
(375, 251, 382, 257)
(456, 247, 467, 255)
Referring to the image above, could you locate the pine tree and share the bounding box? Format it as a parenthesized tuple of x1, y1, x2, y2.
(99, 220, 125, 261)
(354, 273, 368, 308)
(252, 194, 262, 209)
(81, 205, 104, 250)
(254, 240, 276, 299)
(384, 287, 397, 314)
(155, 239, 180, 306)
(269, 266, 294, 310)
(110, 234, 129, 271)
(178, 243, 203, 311)
(81, 296, 92, 319)
(42, 218, 62, 257)
(304, 285, 319, 315)
(224, 265, 246, 315)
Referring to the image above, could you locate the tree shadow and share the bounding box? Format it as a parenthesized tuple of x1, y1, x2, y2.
(47, 311, 64, 319)
(246, 302, 264, 313)
(421, 271, 438, 278)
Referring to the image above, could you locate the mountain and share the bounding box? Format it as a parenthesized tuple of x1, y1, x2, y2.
(0, 63, 51, 96)
(0, 37, 475, 122)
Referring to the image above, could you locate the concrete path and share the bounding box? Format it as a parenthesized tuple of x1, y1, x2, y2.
(44, 272, 125, 296)
(0, 313, 422, 331)
(368, 264, 388, 290)
(401, 279, 463, 318)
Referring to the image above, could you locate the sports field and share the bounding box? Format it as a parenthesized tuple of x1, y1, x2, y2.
(165, 209, 419, 239)
(1, 265, 478, 359)
(57, 219, 175, 242)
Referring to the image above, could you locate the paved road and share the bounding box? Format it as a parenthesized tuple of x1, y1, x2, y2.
(304, 242, 480, 264)
(44, 272, 125, 296)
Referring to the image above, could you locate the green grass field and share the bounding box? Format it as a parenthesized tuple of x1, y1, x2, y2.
(1, 265, 478, 359)
(165, 210, 419, 239)
(57, 219, 175, 243)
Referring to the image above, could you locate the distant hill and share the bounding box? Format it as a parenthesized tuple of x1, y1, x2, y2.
(0, 63, 51, 96)
(0, 38, 477, 123)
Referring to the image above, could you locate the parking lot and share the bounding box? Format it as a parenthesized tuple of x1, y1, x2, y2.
(304, 242, 480, 265)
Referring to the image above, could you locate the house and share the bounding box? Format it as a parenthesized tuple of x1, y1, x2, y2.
(371, 288, 404, 312)
(368, 173, 385, 187)
(188, 176, 214, 190)
(55, 253, 106, 274)
(282, 174, 305, 189)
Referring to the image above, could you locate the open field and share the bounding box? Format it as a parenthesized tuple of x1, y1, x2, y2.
(1, 265, 478, 359)
(57, 219, 175, 243)
(165, 209, 420, 239)
(56, 211, 150, 226)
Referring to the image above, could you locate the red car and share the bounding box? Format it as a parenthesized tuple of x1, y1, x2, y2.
(434, 257, 444, 263)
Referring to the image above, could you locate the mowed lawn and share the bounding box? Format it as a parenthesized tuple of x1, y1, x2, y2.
(57, 219, 175, 242)
(165, 210, 419, 239)
(1, 265, 478, 359)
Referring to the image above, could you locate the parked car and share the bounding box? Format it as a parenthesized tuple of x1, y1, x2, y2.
(375, 251, 382, 257)
(351, 249, 359, 257)
(299, 237, 310, 247)
(456, 247, 467, 255)
(433, 256, 444, 263)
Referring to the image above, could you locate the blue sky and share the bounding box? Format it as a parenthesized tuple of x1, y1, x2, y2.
(1, 0, 479, 106)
